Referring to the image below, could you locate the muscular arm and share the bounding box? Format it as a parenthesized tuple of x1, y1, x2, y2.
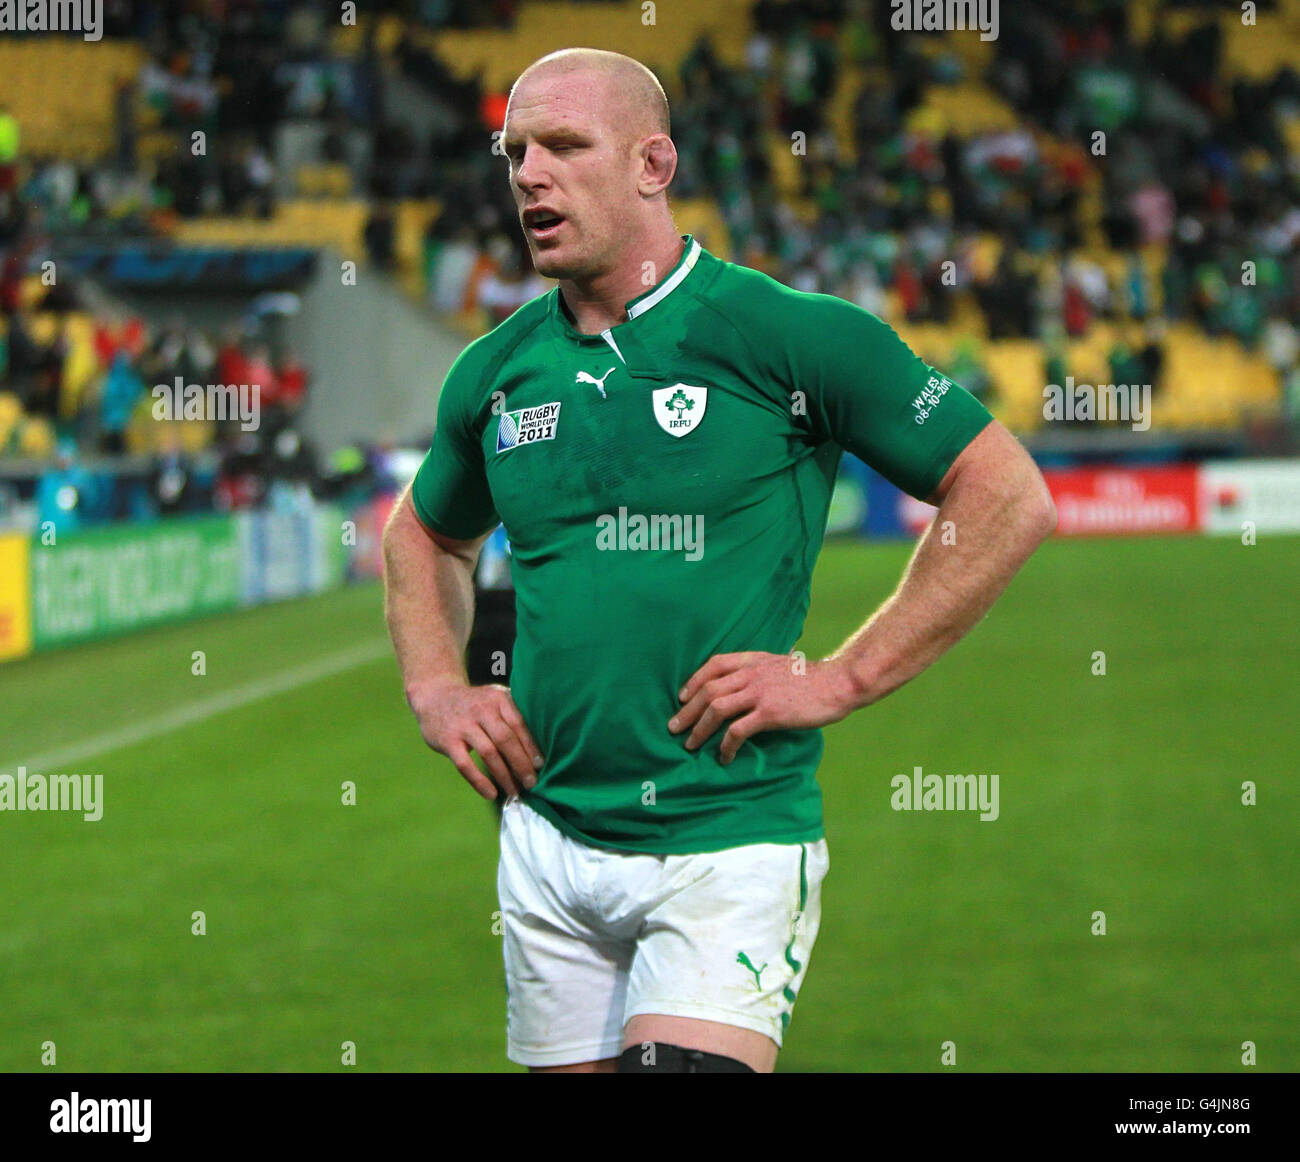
(383, 486, 542, 799)
(672, 421, 1056, 762)
(383, 485, 481, 692)
(831, 420, 1056, 706)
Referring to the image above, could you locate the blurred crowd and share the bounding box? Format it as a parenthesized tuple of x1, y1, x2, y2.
(5, 0, 1300, 528)
(0, 231, 339, 528)
(7, 0, 527, 233)
(416, 0, 1300, 419)
(10, 0, 1299, 358)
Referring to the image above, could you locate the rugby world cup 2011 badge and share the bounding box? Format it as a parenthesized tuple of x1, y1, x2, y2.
(652, 384, 708, 437)
(496, 402, 561, 454)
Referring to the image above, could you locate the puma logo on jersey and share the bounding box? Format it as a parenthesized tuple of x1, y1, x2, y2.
(576, 367, 616, 398)
(496, 402, 561, 454)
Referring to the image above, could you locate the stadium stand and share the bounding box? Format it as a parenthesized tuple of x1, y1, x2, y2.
(1, 0, 1298, 530)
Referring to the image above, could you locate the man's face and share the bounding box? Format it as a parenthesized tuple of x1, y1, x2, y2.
(503, 70, 640, 282)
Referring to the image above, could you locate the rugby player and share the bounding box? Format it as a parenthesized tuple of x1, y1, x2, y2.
(383, 48, 1056, 1073)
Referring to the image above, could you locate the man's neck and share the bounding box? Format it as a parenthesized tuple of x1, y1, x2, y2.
(559, 232, 686, 335)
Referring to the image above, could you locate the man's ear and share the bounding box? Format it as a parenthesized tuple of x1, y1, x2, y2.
(638, 134, 677, 197)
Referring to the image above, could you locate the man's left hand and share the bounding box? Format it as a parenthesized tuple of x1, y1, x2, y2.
(669, 652, 859, 765)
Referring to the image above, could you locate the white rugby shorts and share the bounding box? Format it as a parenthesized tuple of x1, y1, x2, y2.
(497, 795, 830, 1068)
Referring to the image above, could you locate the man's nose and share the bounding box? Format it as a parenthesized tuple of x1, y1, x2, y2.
(514, 146, 548, 192)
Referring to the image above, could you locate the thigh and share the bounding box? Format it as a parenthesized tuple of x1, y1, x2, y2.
(622, 1014, 778, 1072)
(623, 838, 830, 1069)
(498, 798, 632, 1069)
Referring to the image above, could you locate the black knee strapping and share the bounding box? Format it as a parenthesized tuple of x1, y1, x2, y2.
(617, 1042, 756, 1073)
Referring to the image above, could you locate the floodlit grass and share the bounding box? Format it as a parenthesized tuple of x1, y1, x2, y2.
(1, 535, 1295, 1071)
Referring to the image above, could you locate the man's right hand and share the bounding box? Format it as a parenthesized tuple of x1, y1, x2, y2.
(407, 681, 544, 801)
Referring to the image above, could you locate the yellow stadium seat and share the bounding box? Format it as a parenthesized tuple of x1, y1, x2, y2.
(0, 40, 145, 160)
(0, 392, 22, 428)
(16, 416, 55, 457)
(295, 163, 354, 199)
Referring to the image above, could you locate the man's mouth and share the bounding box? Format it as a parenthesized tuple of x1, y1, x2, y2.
(524, 209, 566, 241)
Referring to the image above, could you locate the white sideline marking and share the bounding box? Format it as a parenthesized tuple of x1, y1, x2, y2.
(3, 638, 393, 774)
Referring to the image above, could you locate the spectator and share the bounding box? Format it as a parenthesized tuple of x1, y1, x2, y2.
(363, 201, 397, 271)
(36, 441, 94, 533)
(99, 350, 145, 454)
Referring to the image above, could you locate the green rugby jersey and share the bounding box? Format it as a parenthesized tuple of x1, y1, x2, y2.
(411, 236, 992, 854)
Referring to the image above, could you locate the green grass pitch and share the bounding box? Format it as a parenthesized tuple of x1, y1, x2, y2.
(1, 533, 1296, 1072)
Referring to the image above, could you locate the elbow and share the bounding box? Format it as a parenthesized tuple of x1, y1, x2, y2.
(1039, 498, 1058, 543)
(1032, 477, 1057, 543)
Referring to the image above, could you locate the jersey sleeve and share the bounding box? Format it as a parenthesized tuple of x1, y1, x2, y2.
(409, 345, 500, 540)
(781, 292, 994, 500)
